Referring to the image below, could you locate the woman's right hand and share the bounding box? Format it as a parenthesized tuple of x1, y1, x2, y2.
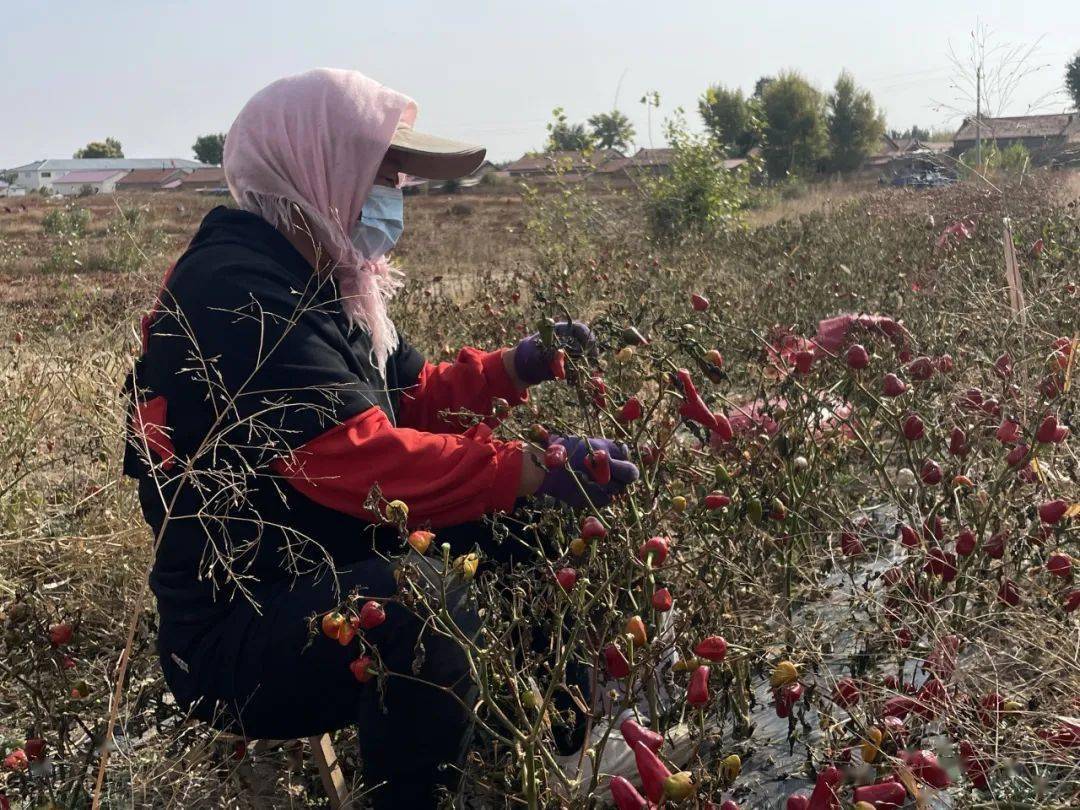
(525, 435, 639, 509)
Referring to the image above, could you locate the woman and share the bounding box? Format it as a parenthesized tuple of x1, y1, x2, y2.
(123, 68, 637, 807)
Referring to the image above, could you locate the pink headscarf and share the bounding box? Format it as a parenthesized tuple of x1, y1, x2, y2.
(223, 68, 417, 374)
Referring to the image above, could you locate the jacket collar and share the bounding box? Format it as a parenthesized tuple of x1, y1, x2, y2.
(193, 206, 315, 282)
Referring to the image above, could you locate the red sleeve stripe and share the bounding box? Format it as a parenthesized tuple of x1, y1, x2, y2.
(397, 348, 527, 434)
(271, 406, 523, 528)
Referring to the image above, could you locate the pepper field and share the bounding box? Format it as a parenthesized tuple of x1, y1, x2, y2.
(0, 173, 1078, 808)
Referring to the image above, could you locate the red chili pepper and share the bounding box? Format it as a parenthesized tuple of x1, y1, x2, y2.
(807, 764, 842, 810)
(48, 623, 74, 647)
(549, 349, 567, 380)
(852, 781, 906, 809)
(882, 695, 916, 719)
(584, 449, 612, 485)
(603, 643, 630, 678)
(554, 568, 577, 591)
(358, 600, 386, 630)
(1039, 499, 1068, 525)
(1038, 720, 1080, 748)
(902, 750, 950, 788)
(619, 717, 663, 752)
(349, 655, 375, 683)
(688, 664, 711, 707)
(774, 681, 804, 718)
(704, 491, 731, 510)
(948, 426, 968, 456)
(712, 411, 734, 442)
(579, 516, 607, 539)
(631, 740, 671, 803)
(674, 369, 719, 432)
(23, 738, 46, 762)
(618, 396, 643, 423)
(609, 775, 648, 810)
(1036, 413, 1061, 443)
(693, 635, 728, 662)
(589, 374, 607, 408)
(956, 527, 977, 556)
(639, 442, 663, 466)
(651, 587, 673, 611)
(985, 530, 1007, 559)
(637, 535, 670, 565)
(833, 677, 860, 708)
(957, 740, 991, 790)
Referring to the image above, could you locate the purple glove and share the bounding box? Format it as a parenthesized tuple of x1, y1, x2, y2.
(537, 435, 639, 509)
(514, 320, 597, 385)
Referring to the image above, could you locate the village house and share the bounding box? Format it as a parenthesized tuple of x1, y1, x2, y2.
(952, 114, 1080, 155)
(504, 149, 623, 181)
(863, 134, 951, 174)
(115, 168, 191, 192)
(51, 169, 129, 196)
(8, 158, 204, 192)
(596, 146, 757, 185)
(612, 147, 675, 176)
(859, 133, 954, 178)
(176, 167, 227, 191)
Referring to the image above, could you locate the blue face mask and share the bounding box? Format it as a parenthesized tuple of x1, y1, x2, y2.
(350, 184, 404, 259)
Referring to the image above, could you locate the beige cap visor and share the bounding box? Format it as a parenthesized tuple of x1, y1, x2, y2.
(388, 125, 486, 180)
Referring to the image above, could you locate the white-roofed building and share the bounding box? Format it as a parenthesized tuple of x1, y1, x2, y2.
(9, 158, 205, 192)
(51, 169, 130, 196)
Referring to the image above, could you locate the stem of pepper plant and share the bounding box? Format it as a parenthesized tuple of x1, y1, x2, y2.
(523, 740, 538, 810)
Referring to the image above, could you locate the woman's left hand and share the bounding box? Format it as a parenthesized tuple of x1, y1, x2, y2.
(509, 320, 596, 387)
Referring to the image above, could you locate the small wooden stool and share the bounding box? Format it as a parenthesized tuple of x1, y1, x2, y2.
(228, 733, 351, 808)
(303, 734, 350, 809)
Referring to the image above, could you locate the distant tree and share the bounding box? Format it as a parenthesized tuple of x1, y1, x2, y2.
(760, 71, 827, 179)
(588, 110, 635, 151)
(698, 85, 758, 155)
(546, 107, 594, 152)
(888, 125, 931, 141)
(826, 71, 885, 173)
(752, 76, 775, 99)
(192, 133, 226, 165)
(73, 137, 123, 158)
(643, 112, 750, 241)
(0, 170, 16, 185)
(1067, 52, 1080, 110)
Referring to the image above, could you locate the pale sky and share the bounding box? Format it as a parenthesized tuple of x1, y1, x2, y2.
(2, 1, 1077, 168)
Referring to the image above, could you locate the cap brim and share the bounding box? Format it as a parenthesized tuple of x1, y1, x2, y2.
(388, 127, 486, 180)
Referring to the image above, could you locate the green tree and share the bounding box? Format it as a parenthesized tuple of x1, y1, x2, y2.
(192, 132, 226, 165)
(959, 142, 1030, 178)
(643, 113, 750, 241)
(826, 71, 885, 173)
(587, 110, 635, 151)
(760, 71, 827, 179)
(698, 85, 758, 155)
(545, 107, 594, 152)
(73, 137, 123, 158)
(753, 76, 775, 99)
(0, 170, 16, 185)
(1066, 52, 1080, 110)
(888, 125, 930, 141)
